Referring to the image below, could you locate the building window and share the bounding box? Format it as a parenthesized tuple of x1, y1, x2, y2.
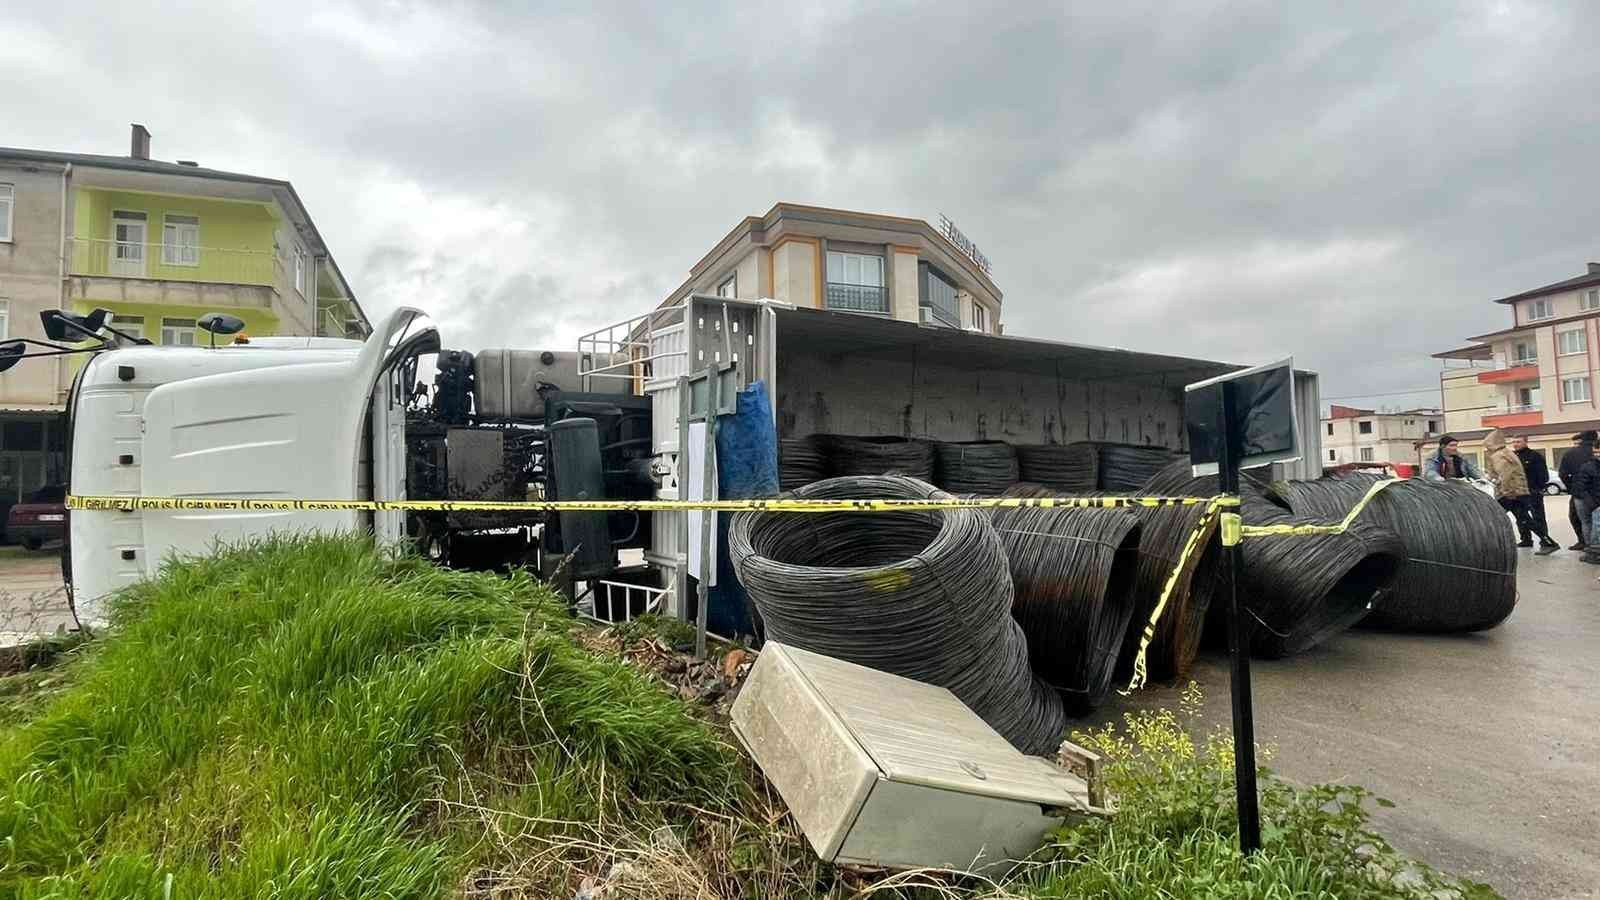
(972, 303, 989, 333)
(1517, 386, 1540, 409)
(1359, 447, 1375, 462)
(1562, 376, 1591, 404)
(294, 247, 307, 297)
(717, 273, 736, 299)
(826, 251, 887, 314)
(1325, 422, 1334, 436)
(111, 313, 144, 341)
(1427, 419, 1438, 433)
(111, 210, 148, 273)
(917, 262, 959, 325)
(1358, 420, 1373, 434)
(1528, 298, 1554, 321)
(0, 183, 12, 242)
(0, 299, 8, 339)
(1328, 449, 1337, 462)
(1584, 288, 1600, 311)
(160, 317, 197, 347)
(1513, 341, 1537, 364)
(161, 215, 200, 266)
(1559, 328, 1588, 356)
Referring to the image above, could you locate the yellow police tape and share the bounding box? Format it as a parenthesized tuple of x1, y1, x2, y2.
(66, 479, 1406, 693)
(64, 494, 1229, 514)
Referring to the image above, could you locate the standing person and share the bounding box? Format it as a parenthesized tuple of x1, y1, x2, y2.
(1424, 435, 1482, 481)
(1580, 444, 1600, 564)
(1511, 435, 1551, 547)
(1559, 430, 1597, 550)
(1484, 429, 1558, 554)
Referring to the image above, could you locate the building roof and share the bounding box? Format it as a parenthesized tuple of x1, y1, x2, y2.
(1491, 265, 1600, 305)
(1466, 309, 1600, 342)
(1432, 343, 1493, 360)
(1419, 418, 1600, 445)
(1323, 404, 1439, 422)
(0, 145, 369, 332)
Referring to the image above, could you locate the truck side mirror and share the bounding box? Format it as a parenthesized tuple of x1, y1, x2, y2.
(0, 340, 23, 373)
(198, 312, 246, 336)
(40, 308, 110, 342)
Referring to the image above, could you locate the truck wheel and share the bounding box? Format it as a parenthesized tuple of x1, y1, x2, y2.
(23, 538, 43, 551)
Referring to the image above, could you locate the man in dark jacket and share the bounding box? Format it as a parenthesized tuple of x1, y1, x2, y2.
(1559, 430, 1598, 549)
(1578, 445, 1600, 563)
(1512, 435, 1551, 547)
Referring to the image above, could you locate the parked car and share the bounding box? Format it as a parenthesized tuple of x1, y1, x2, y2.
(1545, 473, 1566, 496)
(5, 484, 67, 550)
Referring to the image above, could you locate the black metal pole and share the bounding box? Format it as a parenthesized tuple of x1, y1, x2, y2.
(1218, 381, 1262, 854)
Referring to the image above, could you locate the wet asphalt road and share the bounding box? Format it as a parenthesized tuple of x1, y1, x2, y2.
(1092, 494, 1600, 900)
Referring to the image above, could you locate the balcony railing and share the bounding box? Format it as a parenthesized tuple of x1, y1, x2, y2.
(825, 282, 889, 315)
(69, 238, 276, 286)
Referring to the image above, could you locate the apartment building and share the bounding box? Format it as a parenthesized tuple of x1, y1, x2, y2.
(1431, 261, 1600, 471)
(660, 203, 1002, 333)
(0, 125, 369, 523)
(1321, 405, 1441, 467)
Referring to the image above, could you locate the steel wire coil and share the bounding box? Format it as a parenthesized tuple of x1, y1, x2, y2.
(822, 435, 936, 481)
(728, 475, 1066, 754)
(1269, 475, 1517, 632)
(1098, 443, 1184, 492)
(987, 487, 1142, 713)
(1114, 502, 1225, 683)
(1016, 443, 1100, 492)
(778, 436, 830, 491)
(1140, 461, 1404, 658)
(934, 440, 1020, 495)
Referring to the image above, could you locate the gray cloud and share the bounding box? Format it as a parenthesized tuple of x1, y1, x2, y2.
(5, 0, 1597, 406)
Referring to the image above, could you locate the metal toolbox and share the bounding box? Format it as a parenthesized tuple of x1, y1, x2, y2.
(730, 642, 1094, 873)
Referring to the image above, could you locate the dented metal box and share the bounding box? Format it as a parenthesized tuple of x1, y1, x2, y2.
(730, 642, 1090, 872)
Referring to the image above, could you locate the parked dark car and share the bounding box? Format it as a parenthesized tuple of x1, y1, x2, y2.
(5, 484, 66, 550)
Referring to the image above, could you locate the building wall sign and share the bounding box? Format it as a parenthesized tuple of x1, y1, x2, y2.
(937, 213, 992, 275)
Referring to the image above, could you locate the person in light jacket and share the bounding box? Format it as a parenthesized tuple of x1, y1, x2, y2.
(1484, 429, 1558, 554)
(1423, 435, 1482, 482)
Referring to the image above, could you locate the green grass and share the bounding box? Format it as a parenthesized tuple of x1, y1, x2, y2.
(0, 536, 743, 898)
(0, 536, 1501, 899)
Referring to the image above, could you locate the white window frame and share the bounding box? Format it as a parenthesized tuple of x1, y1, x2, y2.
(110, 313, 145, 341)
(0, 183, 13, 243)
(1513, 340, 1536, 364)
(0, 298, 9, 339)
(1562, 376, 1591, 404)
(1558, 328, 1588, 356)
(160, 316, 197, 347)
(1528, 297, 1554, 321)
(1583, 288, 1600, 311)
(717, 273, 736, 298)
(294, 246, 307, 297)
(161, 214, 201, 266)
(972, 303, 989, 333)
(1517, 386, 1540, 409)
(825, 251, 884, 287)
(1359, 447, 1375, 462)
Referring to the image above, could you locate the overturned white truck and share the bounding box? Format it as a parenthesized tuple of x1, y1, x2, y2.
(36, 295, 1321, 625)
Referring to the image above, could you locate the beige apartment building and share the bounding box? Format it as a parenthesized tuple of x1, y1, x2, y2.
(1322, 405, 1441, 467)
(1432, 261, 1600, 472)
(660, 203, 1003, 333)
(0, 125, 368, 529)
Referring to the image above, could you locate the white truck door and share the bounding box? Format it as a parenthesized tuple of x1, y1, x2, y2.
(369, 361, 408, 546)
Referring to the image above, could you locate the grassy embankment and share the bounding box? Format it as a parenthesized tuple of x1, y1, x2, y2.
(0, 536, 1499, 898)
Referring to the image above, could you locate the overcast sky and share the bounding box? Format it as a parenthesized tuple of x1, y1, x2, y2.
(5, 1, 1597, 409)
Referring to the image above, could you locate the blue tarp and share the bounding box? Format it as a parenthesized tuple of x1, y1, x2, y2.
(702, 379, 778, 639)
